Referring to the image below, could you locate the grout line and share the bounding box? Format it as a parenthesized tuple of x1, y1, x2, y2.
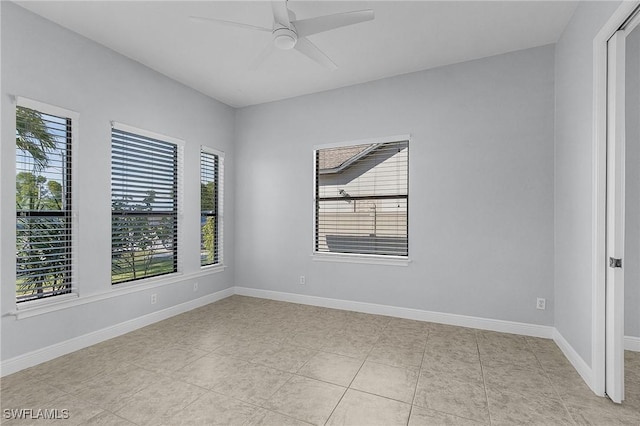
(321, 321, 386, 425)
(407, 327, 428, 425)
(476, 329, 493, 426)
(525, 338, 579, 425)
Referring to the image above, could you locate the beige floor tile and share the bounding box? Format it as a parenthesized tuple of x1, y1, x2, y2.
(297, 351, 363, 386)
(322, 333, 378, 359)
(408, 405, 486, 425)
(483, 363, 559, 400)
(25, 348, 123, 394)
(367, 342, 424, 369)
(9, 297, 640, 426)
(213, 338, 274, 361)
(326, 389, 411, 426)
(477, 331, 540, 368)
(92, 334, 164, 364)
(182, 330, 232, 352)
(535, 347, 575, 372)
(159, 391, 258, 426)
(377, 333, 427, 351)
(566, 401, 640, 425)
(285, 329, 334, 350)
(254, 344, 316, 372)
(129, 345, 208, 374)
(385, 317, 430, 334)
(263, 375, 346, 425)
(1, 393, 103, 426)
(486, 389, 574, 425)
(0, 374, 68, 410)
(421, 351, 483, 384)
(478, 344, 539, 368)
(525, 336, 561, 354)
(425, 335, 479, 361)
(173, 353, 248, 390)
(45, 393, 104, 425)
(428, 324, 477, 338)
(351, 361, 418, 403)
(624, 380, 640, 410)
(549, 372, 612, 409)
(245, 408, 313, 425)
(83, 411, 136, 425)
(414, 372, 489, 423)
(114, 376, 207, 425)
(70, 364, 160, 412)
(211, 362, 292, 405)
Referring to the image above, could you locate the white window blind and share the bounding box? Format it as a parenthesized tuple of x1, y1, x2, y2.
(200, 148, 223, 267)
(111, 126, 178, 284)
(16, 105, 73, 302)
(315, 140, 409, 257)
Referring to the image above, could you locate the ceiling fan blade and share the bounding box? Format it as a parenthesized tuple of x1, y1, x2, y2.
(294, 37, 337, 70)
(271, 0, 291, 28)
(294, 10, 374, 37)
(250, 41, 276, 70)
(189, 16, 271, 32)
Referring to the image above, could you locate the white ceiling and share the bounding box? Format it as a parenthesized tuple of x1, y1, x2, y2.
(16, 1, 577, 108)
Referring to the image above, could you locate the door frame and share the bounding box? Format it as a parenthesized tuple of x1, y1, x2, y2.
(606, 29, 626, 404)
(593, 0, 640, 398)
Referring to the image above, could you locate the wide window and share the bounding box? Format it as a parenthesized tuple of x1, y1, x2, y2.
(200, 148, 223, 267)
(16, 103, 73, 302)
(315, 139, 409, 257)
(111, 125, 179, 284)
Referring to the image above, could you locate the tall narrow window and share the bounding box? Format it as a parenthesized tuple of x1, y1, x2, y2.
(315, 140, 409, 257)
(111, 126, 179, 284)
(201, 148, 223, 267)
(16, 104, 73, 302)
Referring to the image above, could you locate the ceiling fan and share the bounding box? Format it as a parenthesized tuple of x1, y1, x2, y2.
(190, 1, 374, 70)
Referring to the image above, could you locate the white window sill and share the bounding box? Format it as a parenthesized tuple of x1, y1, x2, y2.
(200, 264, 225, 274)
(312, 252, 411, 266)
(8, 266, 226, 320)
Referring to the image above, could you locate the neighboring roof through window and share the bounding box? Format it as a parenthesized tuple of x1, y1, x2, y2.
(318, 143, 380, 174)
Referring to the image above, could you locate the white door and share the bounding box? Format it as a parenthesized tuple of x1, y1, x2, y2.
(606, 29, 626, 404)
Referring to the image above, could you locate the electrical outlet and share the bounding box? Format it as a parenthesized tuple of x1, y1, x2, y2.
(193, 282, 198, 292)
(300, 275, 306, 285)
(536, 298, 546, 310)
(151, 294, 157, 305)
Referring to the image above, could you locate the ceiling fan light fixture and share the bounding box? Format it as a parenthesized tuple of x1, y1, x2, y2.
(273, 27, 297, 50)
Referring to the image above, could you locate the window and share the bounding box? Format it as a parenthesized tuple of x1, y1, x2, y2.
(315, 139, 409, 257)
(111, 125, 179, 284)
(200, 148, 223, 267)
(16, 103, 73, 302)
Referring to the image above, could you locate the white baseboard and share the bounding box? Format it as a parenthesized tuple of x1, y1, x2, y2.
(233, 287, 554, 339)
(626, 335, 640, 352)
(552, 328, 597, 394)
(0, 287, 234, 377)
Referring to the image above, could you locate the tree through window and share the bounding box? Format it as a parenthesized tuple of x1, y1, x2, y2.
(16, 104, 73, 302)
(111, 126, 179, 284)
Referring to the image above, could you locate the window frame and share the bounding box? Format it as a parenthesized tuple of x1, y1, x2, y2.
(110, 122, 184, 286)
(14, 97, 79, 306)
(312, 134, 411, 266)
(200, 146, 224, 269)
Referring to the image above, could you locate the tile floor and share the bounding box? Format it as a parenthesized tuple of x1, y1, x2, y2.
(1, 295, 639, 425)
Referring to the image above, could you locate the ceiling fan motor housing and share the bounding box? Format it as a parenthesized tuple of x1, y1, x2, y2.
(273, 27, 298, 50)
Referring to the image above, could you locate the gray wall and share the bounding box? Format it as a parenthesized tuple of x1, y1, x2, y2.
(554, 0, 621, 366)
(626, 23, 640, 339)
(1, 3, 235, 361)
(235, 45, 556, 326)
